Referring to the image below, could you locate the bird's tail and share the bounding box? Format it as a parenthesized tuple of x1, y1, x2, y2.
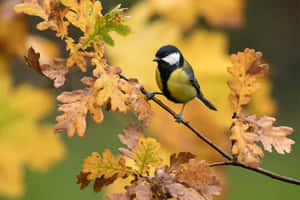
(196, 95, 217, 111)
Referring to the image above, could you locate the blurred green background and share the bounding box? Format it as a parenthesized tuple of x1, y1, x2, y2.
(1, 0, 300, 199)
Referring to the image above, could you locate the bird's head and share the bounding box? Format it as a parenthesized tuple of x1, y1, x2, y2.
(153, 45, 183, 66)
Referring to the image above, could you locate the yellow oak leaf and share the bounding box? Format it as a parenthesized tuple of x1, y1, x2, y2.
(82, 150, 133, 180)
(65, 37, 89, 71)
(132, 136, 163, 175)
(228, 48, 269, 114)
(93, 67, 131, 113)
(36, 3, 70, 38)
(14, 0, 52, 20)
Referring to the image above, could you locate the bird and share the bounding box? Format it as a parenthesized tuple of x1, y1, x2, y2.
(148, 45, 217, 122)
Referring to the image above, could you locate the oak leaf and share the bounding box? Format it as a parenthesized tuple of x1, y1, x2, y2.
(255, 116, 294, 154)
(14, 0, 52, 20)
(55, 88, 91, 137)
(106, 193, 130, 200)
(132, 136, 163, 175)
(81, 150, 133, 180)
(128, 79, 153, 127)
(168, 152, 196, 172)
(228, 48, 269, 114)
(65, 37, 89, 71)
(135, 181, 152, 200)
(230, 120, 264, 167)
(176, 160, 222, 200)
(93, 67, 131, 113)
(36, 2, 69, 37)
(25, 47, 69, 88)
(76, 172, 91, 190)
(118, 123, 142, 150)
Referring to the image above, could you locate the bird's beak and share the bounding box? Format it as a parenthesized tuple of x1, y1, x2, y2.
(152, 57, 159, 62)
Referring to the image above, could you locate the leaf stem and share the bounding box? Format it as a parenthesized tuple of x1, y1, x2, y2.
(118, 73, 300, 186)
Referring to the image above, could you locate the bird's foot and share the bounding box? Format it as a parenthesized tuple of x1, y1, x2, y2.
(175, 114, 183, 123)
(146, 92, 156, 100)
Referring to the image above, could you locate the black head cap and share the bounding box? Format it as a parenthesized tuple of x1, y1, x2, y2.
(155, 45, 181, 59)
(153, 45, 183, 66)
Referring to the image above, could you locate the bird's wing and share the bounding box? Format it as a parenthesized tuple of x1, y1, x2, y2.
(182, 60, 203, 96)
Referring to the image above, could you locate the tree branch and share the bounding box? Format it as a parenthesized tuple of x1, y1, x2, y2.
(209, 161, 300, 185)
(118, 73, 300, 186)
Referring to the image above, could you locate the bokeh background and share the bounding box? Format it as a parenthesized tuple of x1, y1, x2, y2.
(0, 0, 299, 199)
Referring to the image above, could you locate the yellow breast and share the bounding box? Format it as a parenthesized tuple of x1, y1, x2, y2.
(167, 68, 197, 103)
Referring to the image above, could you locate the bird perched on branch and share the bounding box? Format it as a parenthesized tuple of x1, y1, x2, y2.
(148, 45, 217, 122)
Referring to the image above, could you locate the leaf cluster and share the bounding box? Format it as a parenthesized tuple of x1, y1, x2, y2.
(16, 0, 153, 137)
(77, 124, 222, 200)
(228, 48, 294, 167)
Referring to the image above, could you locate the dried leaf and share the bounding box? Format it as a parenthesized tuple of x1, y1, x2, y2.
(25, 47, 69, 88)
(118, 123, 142, 150)
(256, 116, 294, 154)
(36, 2, 69, 37)
(178, 188, 205, 200)
(166, 183, 185, 198)
(230, 120, 264, 168)
(76, 171, 91, 190)
(168, 152, 195, 172)
(128, 79, 153, 127)
(133, 136, 163, 175)
(228, 48, 269, 114)
(135, 181, 152, 200)
(94, 174, 118, 193)
(55, 88, 91, 137)
(176, 160, 222, 200)
(106, 193, 130, 200)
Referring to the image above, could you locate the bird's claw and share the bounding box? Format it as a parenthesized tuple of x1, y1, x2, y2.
(175, 114, 183, 123)
(146, 92, 155, 100)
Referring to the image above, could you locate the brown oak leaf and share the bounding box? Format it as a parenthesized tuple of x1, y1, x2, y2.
(25, 47, 69, 88)
(55, 88, 91, 137)
(230, 120, 264, 167)
(168, 152, 196, 172)
(128, 79, 153, 127)
(76, 171, 91, 190)
(118, 123, 142, 150)
(106, 193, 129, 200)
(176, 160, 222, 200)
(255, 116, 294, 154)
(135, 181, 152, 200)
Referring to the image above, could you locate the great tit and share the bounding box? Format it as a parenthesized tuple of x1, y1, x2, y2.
(149, 45, 217, 122)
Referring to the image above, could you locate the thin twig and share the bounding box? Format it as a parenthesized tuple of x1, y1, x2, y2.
(209, 161, 300, 185)
(118, 73, 300, 186)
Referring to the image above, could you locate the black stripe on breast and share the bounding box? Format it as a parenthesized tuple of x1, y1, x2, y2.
(157, 62, 180, 103)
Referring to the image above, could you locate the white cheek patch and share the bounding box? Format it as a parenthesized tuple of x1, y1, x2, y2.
(162, 52, 180, 65)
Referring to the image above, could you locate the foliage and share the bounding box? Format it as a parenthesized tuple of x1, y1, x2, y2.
(10, 0, 298, 199)
(78, 124, 222, 200)
(0, 68, 65, 197)
(16, 0, 153, 138)
(228, 49, 294, 167)
(0, 1, 66, 197)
